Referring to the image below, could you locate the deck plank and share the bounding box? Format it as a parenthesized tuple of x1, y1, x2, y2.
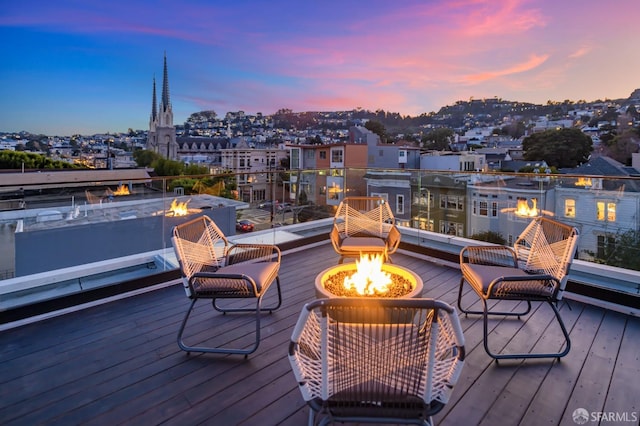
(0, 242, 638, 426)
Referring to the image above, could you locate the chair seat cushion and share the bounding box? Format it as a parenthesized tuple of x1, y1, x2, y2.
(341, 236, 386, 253)
(193, 262, 279, 295)
(461, 263, 553, 298)
(217, 262, 279, 293)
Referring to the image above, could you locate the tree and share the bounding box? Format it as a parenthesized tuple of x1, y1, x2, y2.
(604, 128, 640, 165)
(151, 157, 184, 176)
(364, 120, 388, 143)
(133, 149, 162, 167)
(184, 163, 209, 175)
(0, 151, 83, 170)
(522, 128, 593, 168)
(421, 128, 454, 151)
(589, 230, 640, 272)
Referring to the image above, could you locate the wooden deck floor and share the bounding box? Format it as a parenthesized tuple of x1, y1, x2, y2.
(1, 243, 639, 426)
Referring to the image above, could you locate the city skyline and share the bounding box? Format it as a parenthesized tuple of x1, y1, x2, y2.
(1, 0, 638, 136)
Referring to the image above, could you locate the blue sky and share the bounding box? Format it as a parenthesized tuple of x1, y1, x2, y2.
(1, 0, 638, 135)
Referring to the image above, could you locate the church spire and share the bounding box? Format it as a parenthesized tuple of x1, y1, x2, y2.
(151, 75, 157, 122)
(161, 52, 170, 113)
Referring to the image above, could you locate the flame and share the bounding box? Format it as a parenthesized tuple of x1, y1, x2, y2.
(168, 198, 191, 216)
(343, 254, 392, 295)
(112, 184, 130, 196)
(575, 177, 592, 187)
(515, 198, 538, 217)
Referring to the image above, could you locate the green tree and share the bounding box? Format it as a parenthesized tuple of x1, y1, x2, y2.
(184, 163, 209, 175)
(0, 151, 83, 170)
(133, 149, 162, 167)
(421, 128, 454, 150)
(151, 158, 184, 176)
(605, 128, 640, 165)
(589, 230, 640, 271)
(522, 128, 593, 168)
(364, 120, 388, 143)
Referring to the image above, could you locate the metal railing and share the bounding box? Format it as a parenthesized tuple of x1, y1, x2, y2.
(1, 167, 639, 319)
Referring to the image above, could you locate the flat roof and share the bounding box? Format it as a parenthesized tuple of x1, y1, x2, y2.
(0, 169, 152, 192)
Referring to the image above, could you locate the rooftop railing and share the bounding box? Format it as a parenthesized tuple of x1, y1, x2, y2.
(1, 166, 638, 325)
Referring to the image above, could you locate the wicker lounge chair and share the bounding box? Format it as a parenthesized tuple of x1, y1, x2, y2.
(171, 215, 282, 356)
(289, 298, 466, 426)
(457, 216, 579, 361)
(330, 196, 401, 264)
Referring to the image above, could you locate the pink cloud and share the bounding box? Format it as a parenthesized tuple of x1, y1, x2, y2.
(462, 53, 550, 84)
(568, 46, 593, 59)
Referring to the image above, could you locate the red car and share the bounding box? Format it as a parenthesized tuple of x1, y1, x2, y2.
(236, 220, 254, 232)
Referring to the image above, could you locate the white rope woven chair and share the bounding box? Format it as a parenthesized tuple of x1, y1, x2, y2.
(171, 215, 282, 356)
(330, 196, 401, 264)
(457, 216, 579, 361)
(289, 298, 466, 426)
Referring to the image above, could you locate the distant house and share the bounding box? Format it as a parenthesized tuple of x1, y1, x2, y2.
(557, 156, 640, 260)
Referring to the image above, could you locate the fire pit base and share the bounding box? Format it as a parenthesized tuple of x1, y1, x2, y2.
(315, 263, 424, 323)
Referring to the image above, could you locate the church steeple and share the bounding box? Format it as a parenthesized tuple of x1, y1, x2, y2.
(150, 75, 157, 123)
(147, 53, 177, 160)
(161, 52, 170, 113)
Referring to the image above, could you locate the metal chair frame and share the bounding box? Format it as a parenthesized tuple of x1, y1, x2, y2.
(330, 196, 401, 264)
(172, 215, 282, 356)
(457, 216, 579, 361)
(289, 298, 466, 426)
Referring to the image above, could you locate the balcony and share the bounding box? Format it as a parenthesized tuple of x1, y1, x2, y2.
(1, 243, 639, 425)
(0, 167, 639, 424)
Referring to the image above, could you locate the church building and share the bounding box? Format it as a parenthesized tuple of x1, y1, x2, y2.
(147, 54, 178, 160)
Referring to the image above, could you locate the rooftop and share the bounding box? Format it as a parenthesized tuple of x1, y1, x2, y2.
(1, 242, 638, 425)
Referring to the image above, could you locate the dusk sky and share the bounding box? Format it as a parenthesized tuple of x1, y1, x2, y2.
(1, 0, 638, 136)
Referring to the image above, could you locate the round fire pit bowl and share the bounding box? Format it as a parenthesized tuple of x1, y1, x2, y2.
(315, 262, 424, 323)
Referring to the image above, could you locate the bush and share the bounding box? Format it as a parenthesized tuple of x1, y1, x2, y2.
(470, 230, 506, 245)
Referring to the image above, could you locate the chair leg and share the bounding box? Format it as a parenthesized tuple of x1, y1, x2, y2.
(483, 299, 571, 361)
(212, 275, 283, 313)
(177, 297, 263, 356)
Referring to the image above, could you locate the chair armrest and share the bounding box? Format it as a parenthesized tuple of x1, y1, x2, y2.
(460, 245, 518, 268)
(486, 274, 559, 299)
(227, 243, 281, 265)
(386, 225, 401, 254)
(330, 225, 342, 252)
(189, 271, 260, 295)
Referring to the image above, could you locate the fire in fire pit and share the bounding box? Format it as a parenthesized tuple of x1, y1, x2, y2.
(317, 254, 422, 299)
(169, 198, 190, 216)
(343, 254, 393, 296)
(112, 184, 131, 196)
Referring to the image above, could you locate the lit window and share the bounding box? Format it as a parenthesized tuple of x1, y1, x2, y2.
(596, 201, 616, 222)
(565, 199, 576, 218)
(607, 202, 616, 221)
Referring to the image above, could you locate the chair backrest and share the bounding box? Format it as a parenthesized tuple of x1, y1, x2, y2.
(334, 196, 395, 238)
(85, 189, 101, 205)
(171, 215, 229, 296)
(289, 298, 465, 420)
(514, 216, 579, 298)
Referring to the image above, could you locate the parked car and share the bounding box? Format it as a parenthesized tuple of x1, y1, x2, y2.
(258, 201, 274, 209)
(236, 220, 254, 232)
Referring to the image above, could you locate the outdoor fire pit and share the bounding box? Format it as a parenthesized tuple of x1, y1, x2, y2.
(315, 254, 424, 322)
